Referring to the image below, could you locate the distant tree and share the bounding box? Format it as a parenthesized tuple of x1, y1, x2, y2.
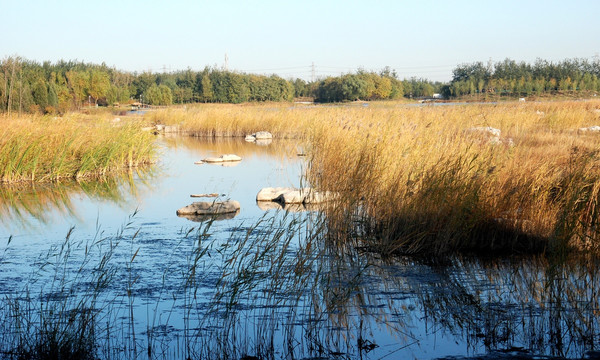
(66, 70, 89, 108)
(200, 73, 213, 102)
(31, 78, 48, 112)
(88, 69, 110, 104)
(144, 84, 172, 105)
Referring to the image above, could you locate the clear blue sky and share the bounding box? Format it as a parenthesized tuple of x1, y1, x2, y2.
(1, 0, 598, 82)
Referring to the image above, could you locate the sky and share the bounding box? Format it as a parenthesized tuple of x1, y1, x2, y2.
(1, 0, 598, 82)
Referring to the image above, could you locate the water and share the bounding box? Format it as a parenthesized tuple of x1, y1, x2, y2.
(0, 136, 598, 359)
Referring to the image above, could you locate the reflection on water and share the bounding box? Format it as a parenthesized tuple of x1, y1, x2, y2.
(0, 135, 598, 359)
(177, 210, 240, 222)
(0, 169, 155, 232)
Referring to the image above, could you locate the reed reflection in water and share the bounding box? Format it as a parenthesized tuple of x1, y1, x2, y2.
(0, 168, 156, 232)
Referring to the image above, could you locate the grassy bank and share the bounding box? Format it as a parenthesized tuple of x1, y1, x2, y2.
(0, 113, 156, 183)
(147, 100, 600, 254)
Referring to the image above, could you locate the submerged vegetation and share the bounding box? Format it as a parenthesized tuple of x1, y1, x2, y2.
(0, 113, 155, 183)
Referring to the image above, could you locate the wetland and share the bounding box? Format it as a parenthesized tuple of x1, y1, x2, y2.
(2, 101, 600, 359)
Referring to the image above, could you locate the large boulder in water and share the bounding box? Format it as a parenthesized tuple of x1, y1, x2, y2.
(176, 200, 241, 216)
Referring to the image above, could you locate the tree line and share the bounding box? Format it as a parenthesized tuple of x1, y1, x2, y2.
(0, 56, 297, 114)
(447, 58, 600, 97)
(3, 56, 598, 114)
(0, 56, 447, 114)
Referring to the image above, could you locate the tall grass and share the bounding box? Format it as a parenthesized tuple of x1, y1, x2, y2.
(0, 114, 156, 183)
(307, 100, 600, 254)
(145, 103, 317, 138)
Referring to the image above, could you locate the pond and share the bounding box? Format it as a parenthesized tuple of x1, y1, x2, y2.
(0, 135, 598, 359)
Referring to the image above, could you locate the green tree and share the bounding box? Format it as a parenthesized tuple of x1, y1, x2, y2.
(31, 78, 49, 112)
(88, 69, 110, 104)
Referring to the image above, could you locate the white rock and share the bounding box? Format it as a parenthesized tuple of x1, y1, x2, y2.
(579, 126, 600, 133)
(256, 187, 295, 201)
(245, 135, 256, 142)
(466, 127, 501, 137)
(257, 187, 337, 204)
(155, 124, 165, 131)
(277, 189, 309, 204)
(176, 200, 240, 215)
(202, 154, 242, 163)
(221, 154, 242, 162)
(254, 131, 273, 140)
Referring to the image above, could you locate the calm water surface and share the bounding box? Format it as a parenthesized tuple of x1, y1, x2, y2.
(0, 136, 598, 359)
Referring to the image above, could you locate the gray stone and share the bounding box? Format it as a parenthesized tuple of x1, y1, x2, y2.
(176, 200, 241, 216)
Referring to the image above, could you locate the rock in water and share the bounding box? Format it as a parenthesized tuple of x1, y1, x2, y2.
(221, 154, 242, 162)
(256, 187, 337, 204)
(176, 200, 241, 215)
(256, 187, 296, 201)
(202, 154, 242, 163)
(254, 131, 273, 140)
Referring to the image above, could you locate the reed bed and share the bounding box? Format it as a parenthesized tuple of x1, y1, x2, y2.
(0, 113, 156, 183)
(307, 100, 600, 254)
(145, 103, 317, 138)
(149, 100, 600, 254)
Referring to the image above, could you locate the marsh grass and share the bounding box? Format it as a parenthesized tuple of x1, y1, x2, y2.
(306, 100, 600, 255)
(0, 114, 156, 183)
(145, 103, 316, 138)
